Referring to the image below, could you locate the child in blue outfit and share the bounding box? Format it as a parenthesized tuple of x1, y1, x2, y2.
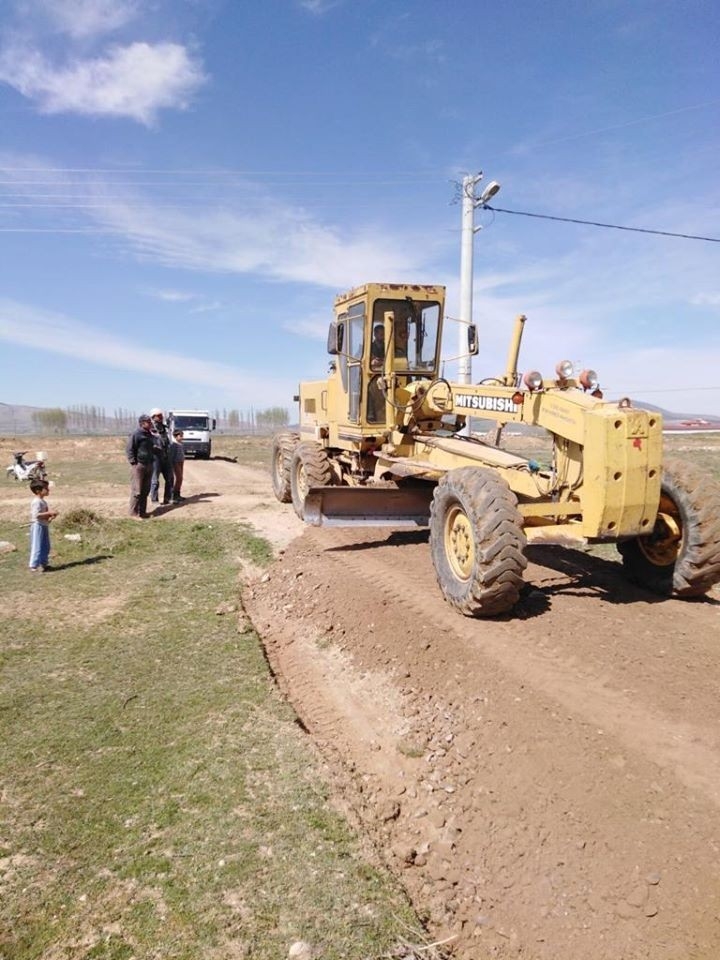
(29, 480, 58, 572)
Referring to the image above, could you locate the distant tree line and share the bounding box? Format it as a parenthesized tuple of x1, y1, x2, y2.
(25, 404, 289, 435)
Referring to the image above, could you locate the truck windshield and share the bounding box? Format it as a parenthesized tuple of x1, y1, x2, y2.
(372, 299, 440, 373)
(174, 416, 209, 430)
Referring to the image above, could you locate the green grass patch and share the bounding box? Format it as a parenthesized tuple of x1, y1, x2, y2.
(211, 435, 272, 467)
(0, 518, 418, 959)
(51, 459, 130, 486)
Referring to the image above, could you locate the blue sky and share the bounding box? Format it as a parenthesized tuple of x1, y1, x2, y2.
(0, 0, 718, 418)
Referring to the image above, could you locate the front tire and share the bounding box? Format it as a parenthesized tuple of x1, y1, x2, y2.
(270, 432, 299, 503)
(430, 467, 527, 617)
(290, 442, 333, 519)
(618, 459, 720, 597)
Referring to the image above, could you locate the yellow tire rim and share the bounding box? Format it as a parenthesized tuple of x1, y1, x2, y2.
(638, 493, 682, 566)
(444, 504, 475, 580)
(296, 464, 309, 502)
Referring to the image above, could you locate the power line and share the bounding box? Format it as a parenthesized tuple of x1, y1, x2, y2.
(0, 227, 114, 234)
(528, 97, 720, 149)
(608, 386, 720, 394)
(484, 204, 720, 243)
(0, 167, 444, 178)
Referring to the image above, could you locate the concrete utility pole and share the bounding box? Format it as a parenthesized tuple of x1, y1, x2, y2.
(458, 172, 501, 384)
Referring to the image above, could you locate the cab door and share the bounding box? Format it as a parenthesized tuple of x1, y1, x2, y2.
(337, 303, 365, 425)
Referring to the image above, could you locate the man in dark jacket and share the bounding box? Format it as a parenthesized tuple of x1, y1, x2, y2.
(126, 415, 155, 519)
(149, 407, 174, 504)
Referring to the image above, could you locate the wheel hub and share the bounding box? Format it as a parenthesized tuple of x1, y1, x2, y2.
(445, 505, 475, 580)
(297, 465, 309, 501)
(638, 495, 682, 567)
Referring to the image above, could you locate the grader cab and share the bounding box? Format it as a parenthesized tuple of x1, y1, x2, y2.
(271, 282, 720, 617)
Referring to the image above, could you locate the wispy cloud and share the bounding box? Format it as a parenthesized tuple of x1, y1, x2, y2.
(89, 190, 426, 287)
(189, 300, 223, 314)
(284, 315, 331, 340)
(369, 13, 446, 67)
(0, 158, 434, 286)
(690, 292, 720, 307)
(32, 0, 139, 39)
(147, 289, 202, 303)
(299, 0, 343, 14)
(146, 287, 223, 313)
(0, 42, 206, 124)
(0, 298, 290, 402)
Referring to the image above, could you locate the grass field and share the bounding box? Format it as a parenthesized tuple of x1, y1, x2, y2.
(0, 505, 423, 959)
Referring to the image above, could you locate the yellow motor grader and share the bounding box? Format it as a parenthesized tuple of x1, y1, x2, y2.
(271, 282, 720, 617)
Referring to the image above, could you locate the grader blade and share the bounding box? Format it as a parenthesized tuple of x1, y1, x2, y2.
(303, 486, 433, 527)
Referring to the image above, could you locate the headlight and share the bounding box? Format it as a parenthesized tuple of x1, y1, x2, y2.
(556, 359, 574, 380)
(579, 369, 599, 390)
(523, 370, 544, 391)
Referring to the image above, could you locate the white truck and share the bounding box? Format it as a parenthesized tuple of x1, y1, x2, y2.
(167, 409, 216, 459)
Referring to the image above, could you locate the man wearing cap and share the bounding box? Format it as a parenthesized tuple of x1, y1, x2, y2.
(126, 415, 155, 519)
(149, 408, 174, 505)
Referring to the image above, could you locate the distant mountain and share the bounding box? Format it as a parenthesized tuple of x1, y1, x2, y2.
(624, 400, 720, 422)
(471, 396, 720, 435)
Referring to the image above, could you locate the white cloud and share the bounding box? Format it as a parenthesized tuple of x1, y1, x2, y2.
(90, 192, 424, 287)
(690, 292, 720, 307)
(148, 289, 200, 303)
(189, 300, 223, 314)
(146, 288, 223, 313)
(0, 158, 431, 286)
(0, 41, 206, 123)
(36, 0, 139, 38)
(0, 298, 290, 401)
(299, 0, 342, 14)
(285, 315, 332, 340)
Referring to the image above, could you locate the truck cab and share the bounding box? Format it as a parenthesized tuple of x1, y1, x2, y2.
(168, 409, 216, 459)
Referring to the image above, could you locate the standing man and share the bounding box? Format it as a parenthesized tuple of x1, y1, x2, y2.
(149, 408, 174, 505)
(126, 414, 155, 519)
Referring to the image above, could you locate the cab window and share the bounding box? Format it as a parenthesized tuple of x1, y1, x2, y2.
(372, 299, 440, 373)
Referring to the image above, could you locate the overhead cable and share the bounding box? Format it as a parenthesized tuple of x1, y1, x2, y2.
(483, 205, 720, 243)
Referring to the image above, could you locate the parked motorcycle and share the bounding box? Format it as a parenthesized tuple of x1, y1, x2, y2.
(6, 451, 48, 482)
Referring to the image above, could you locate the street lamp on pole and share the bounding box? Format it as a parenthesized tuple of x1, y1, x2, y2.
(457, 172, 501, 384)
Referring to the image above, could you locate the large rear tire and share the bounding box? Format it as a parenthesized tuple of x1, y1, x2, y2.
(290, 442, 333, 519)
(270, 432, 299, 503)
(618, 458, 720, 597)
(430, 467, 527, 617)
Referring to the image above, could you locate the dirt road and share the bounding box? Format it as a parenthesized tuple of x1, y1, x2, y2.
(3, 445, 720, 957)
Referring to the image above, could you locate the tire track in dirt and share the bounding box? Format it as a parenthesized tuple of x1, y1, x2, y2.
(246, 525, 720, 959)
(312, 527, 720, 808)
